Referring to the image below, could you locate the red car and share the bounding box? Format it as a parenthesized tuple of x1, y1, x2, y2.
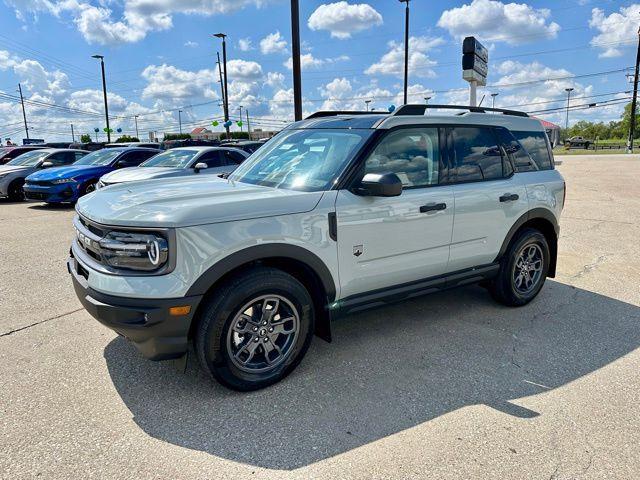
(0, 146, 46, 165)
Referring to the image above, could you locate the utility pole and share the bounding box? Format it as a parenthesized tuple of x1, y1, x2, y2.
(70, 123, 75, 142)
(91, 55, 111, 142)
(565, 87, 574, 133)
(18, 83, 29, 141)
(216, 52, 226, 133)
(214, 34, 230, 139)
(134, 115, 139, 139)
(246, 110, 251, 140)
(178, 110, 183, 134)
(491, 92, 499, 108)
(290, 0, 303, 121)
(627, 26, 640, 153)
(399, 0, 410, 104)
(238, 105, 243, 133)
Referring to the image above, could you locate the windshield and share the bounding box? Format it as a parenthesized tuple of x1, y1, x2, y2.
(140, 150, 197, 168)
(228, 129, 372, 191)
(6, 150, 49, 166)
(73, 149, 121, 166)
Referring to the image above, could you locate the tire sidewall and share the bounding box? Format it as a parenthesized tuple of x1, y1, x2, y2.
(505, 230, 550, 304)
(8, 179, 25, 201)
(199, 270, 314, 390)
(81, 180, 97, 197)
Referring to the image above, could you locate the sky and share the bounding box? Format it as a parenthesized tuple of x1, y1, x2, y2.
(0, 0, 638, 142)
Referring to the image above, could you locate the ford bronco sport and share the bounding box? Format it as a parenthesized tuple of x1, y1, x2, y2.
(68, 105, 565, 391)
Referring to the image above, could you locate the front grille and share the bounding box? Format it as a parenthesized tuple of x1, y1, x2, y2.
(78, 215, 106, 237)
(26, 180, 54, 187)
(25, 192, 49, 200)
(74, 215, 106, 265)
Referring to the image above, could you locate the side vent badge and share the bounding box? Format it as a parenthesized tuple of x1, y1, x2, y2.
(353, 245, 363, 257)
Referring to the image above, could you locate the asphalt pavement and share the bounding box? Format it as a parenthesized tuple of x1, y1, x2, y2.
(1, 154, 639, 479)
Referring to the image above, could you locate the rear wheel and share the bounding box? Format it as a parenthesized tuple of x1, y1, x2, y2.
(7, 179, 25, 201)
(80, 180, 97, 197)
(195, 267, 315, 391)
(489, 228, 550, 306)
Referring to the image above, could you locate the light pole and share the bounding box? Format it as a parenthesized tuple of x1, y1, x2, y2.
(245, 109, 251, 139)
(17, 83, 29, 140)
(214, 33, 230, 139)
(70, 123, 75, 142)
(238, 105, 243, 133)
(178, 110, 183, 135)
(491, 92, 499, 108)
(91, 55, 111, 142)
(134, 115, 139, 139)
(399, 0, 410, 105)
(424, 96, 431, 105)
(290, 0, 303, 121)
(365, 99, 371, 111)
(565, 87, 574, 133)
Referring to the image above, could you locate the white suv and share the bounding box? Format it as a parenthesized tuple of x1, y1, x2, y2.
(68, 105, 565, 391)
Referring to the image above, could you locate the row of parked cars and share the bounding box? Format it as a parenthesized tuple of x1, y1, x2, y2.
(0, 143, 260, 202)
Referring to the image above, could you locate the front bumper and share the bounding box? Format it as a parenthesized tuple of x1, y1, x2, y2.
(67, 255, 202, 360)
(24, 182, 79, 203)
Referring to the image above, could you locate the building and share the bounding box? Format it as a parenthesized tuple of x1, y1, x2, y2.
(534, 118, 561, 147)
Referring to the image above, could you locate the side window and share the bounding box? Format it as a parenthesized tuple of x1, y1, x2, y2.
(198, 151, 224, 168)
(75, 152, 87, 162)
(364, 127, 440, 188)
(451, 127, 504, 182)
(118, 151, 149, 167)
(48, 152, 74, 165)
(494, 128, 531, 177)
(512, 131, 553, 171)
(224, 150, 246, 165)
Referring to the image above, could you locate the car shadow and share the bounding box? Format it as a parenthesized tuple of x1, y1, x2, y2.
(104, 281, 640, 470)
(26, 202, 75, 211)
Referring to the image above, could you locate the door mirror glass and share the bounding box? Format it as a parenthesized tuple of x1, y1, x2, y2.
(193, 162, 208, 173)
(356, 172, 402, 197)
(41, 161, 54, 168)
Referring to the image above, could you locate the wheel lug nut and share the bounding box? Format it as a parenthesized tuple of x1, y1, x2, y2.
(253, 327, 258, 332)
(262, 321, 267, 325)
(263, 338, 268, 342)
(268, 327, 273, 332)
(254, 337, 259, 342)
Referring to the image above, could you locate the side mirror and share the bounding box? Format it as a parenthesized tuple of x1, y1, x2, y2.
(41, 161, 54, 168)
(355, 172, 403, 197)
(193, 162, 208, 173)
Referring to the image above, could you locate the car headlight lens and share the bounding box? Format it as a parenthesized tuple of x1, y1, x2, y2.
(98, 231, 169, 271)
(52, 178, 76, 184)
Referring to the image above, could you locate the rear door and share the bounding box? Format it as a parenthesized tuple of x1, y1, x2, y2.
(335, 126, 454, 298)
(446, 126, 529, 272)
(47, 151, 76, 166)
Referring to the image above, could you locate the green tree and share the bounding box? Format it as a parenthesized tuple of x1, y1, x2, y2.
(80, 134, 92, 143)
(619, 103, 640, 140)
(115, 135, 140, 143)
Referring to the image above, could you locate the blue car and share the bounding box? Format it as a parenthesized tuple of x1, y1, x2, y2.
(24, 147, 159, 204)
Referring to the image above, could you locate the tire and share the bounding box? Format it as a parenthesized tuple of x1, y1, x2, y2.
(7, 179, 25, 201)
(489, 228, 550, 307)
(195, 267, 315, 391)
(80, 180, 97, 197)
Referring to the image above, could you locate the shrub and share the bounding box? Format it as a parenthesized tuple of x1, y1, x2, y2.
(80, 134, 92, 143)
(115, 135, 140, 143)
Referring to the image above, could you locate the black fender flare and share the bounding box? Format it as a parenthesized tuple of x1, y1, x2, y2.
(185, 243, 337, 301)
(495, 208, 559, 276)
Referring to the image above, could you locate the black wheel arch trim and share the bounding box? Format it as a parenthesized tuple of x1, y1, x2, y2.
(496, 207, 559, 276)
(185, 244, 337, 302)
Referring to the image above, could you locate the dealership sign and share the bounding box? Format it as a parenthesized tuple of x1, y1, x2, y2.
(462, 36, 488, 87)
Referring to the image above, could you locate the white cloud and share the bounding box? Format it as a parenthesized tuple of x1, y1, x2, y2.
(589, 4, 640, 58)
(260, 31, 288, 55)
(226, 59, 263, 81)
(365, 36, 443, 78)
(319, 77, 353, 110)
(141, 64, 217, 102)
(308, 1, 383, 39)
(184, 41, 198, 48)
(269, 88, 294, 119)
(284, 53, 349, 71)
(265, 71, 286, 89)
(0, 50, 19, 70)
(437, 0, 560, 45)
(238, 37, 253, 51)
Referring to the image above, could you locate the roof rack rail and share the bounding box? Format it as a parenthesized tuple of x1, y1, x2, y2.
(392, 104, 529, 118)
(305, 111, 380, 119)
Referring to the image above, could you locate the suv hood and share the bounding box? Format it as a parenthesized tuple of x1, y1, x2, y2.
(101, 166, 184, 184)
(28, 165, 107, 181)
(77, 175, 325, 228)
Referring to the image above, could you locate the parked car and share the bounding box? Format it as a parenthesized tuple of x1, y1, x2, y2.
(161, 139, 220, 150)
(24, 147, 159, 204)
(219, 140, 264, 154)
(97, 147, 249, 189)
(69, 142, 106, 152)
(564, 136, 592, 149)
(0, 145, 47, 165)
(0, 149, 88, 201)
(69, 105, 565, 391)
(105, 142, 161, 149)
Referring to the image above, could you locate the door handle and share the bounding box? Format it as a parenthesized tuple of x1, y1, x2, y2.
(499, 193, 519, 203)
(420, 202, 447, 213)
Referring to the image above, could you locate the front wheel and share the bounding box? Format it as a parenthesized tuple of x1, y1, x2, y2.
(489, 228, 550, 306)
(80, 180, 97, 197)
(7, 179, 25, 201)
(195, 267, 315, 391)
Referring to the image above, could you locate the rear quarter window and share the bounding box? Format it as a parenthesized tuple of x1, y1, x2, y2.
(511, 131, 553, 172)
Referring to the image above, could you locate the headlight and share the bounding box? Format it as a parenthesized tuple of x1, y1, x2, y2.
(52, 178, 76, 184)
(98, 231, 169, 271)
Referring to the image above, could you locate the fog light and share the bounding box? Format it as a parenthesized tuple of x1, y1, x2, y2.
(169, 305, 191, 316)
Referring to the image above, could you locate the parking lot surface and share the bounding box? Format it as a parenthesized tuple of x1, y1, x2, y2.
(1, 154, 639, 479)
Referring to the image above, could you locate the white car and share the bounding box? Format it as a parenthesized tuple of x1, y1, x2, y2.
(97, 146, 249, 189)
(69, 105, 565, 391)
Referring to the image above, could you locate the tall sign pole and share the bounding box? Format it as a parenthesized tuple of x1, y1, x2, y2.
(399, 0, 410, 104)
(214, 34, 230, 139)
(17, 83, 29, 140)
(290, 0, 303, 121)
(627, 26, 640, 154)
(462, 37, 488, 107)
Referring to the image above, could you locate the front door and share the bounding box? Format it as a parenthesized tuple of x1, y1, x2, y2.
(335, 127, 454, 299)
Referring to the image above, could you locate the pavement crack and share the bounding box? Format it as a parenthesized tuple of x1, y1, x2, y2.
(0, 308, 83, 338)
(571, 254, 610, 279)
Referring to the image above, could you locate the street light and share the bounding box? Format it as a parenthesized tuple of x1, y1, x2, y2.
(178, 110, 183, 135)
(213, 33, 230, 139)
(399, 0, 410, 105)
(365, 99, 371, 111)
(490, 92, 499, 108)
(238, 105, 243, 132)
(134, 115, 139, 139)
(290, 0, 303, 121)
(424, 96, 431, 105)
(91, 54, 111, 142)
(565, 87, 574, 132)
